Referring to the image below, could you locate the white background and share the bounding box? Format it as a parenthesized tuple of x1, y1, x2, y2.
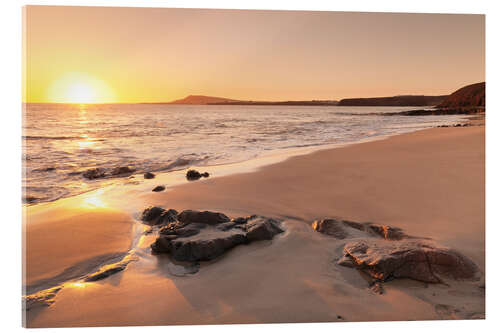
(1, 0, 498, 332)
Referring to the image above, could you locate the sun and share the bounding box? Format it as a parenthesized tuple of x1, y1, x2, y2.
(65, 82, 97, 104)
(48, 73, 115, 104)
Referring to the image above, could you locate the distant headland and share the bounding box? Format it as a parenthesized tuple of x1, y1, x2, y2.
(165, 82, 484, 110)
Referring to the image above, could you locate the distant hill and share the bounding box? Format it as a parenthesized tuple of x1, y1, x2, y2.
(338, 95, 448, 107)
(209, 100, 338, 106)
(168, 95, 338, 106)
(168, 95, 239, 105)
(437, 82, 485, 109)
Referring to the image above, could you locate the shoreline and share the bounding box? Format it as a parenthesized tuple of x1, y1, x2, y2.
(23, 122, 485, 327)
(23, 115, 473, 207)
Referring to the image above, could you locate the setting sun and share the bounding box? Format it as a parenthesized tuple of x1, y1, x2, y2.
(65, 82, 96, 103)
(47, 73, 115, 104)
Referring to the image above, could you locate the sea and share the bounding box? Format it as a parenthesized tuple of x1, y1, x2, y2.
(23, 103, 468, 204)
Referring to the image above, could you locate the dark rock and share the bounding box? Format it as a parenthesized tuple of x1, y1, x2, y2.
(216, 221, 237, 231)
(246, 216, 284, 241)
(312, 219, 406, 240)
(144, 172, 155, 179)
(312, 219, 349, 239)
(141, 206, 166, 225)
(232, 215, 257, 224)
(367, 223, 407, 240)
(177, 210, 230, 225)
(151, 212, 284, 262)
(141, 207, 179, 226)
(152, 230, 248, 261)
(342, 220, 366, 231)
(161, 209, 178, 223)
(186, 169, 202, 180)
(82, 167, 107, 180)
(152, 185, 165, 192)
(159, 221, 187, 235)
(338, 239, 479, 283)
(370, 281, 385, 294)
(186, 169, 210, 180)
(110, 166, 135, 176)
(23, 196, 38, 204)
(159, 222, 205, 238)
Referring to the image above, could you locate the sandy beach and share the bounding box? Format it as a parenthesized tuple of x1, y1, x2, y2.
(23, 123, 485, 327)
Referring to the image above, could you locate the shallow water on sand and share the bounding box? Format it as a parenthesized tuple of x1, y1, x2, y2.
(23, 103, 467, 203)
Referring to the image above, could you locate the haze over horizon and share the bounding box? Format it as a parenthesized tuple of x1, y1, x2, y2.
(24, 6, 485, 103)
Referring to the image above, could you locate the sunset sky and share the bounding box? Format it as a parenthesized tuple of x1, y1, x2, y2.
(24, 6, 485, 103)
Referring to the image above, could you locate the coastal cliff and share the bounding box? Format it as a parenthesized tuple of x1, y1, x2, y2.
(437, 82, 485, 109)
(338, 95, 448, 107)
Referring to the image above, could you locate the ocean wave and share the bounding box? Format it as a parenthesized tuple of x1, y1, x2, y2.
(23, 135, 87, 141)
(23, 104, 468, 205)
(158, 156, 209, 172)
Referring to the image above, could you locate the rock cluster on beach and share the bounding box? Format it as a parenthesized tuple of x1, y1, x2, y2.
(338, 239, 478, 284)
(141, 206, 179, 225)
(437, 123, 472, 128)
(312, 218, 407, 240)
(312, 218, 479, 290)
(141, 207, 284, 262)
(82, 166, 135, 180)
(186, 169, 210, 181)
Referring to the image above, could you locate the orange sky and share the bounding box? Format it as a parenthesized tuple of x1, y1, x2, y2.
(23, 6, 485, 103)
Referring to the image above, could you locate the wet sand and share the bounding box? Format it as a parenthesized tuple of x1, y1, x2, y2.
(23, 124, 485, 327)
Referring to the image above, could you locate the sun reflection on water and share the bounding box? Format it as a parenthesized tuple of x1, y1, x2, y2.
(76, 105, 97, 148)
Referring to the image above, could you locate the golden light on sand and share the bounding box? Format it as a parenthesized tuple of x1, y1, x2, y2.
(48, 73, 115, 104)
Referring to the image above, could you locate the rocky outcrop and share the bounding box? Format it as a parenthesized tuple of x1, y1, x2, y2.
(338, 240, 479, 283)
(388, 109, 482, 116)
(437, 82, 485, 109)
(151, 212, 284, 262)
(311, 219, 350, 239)
(382, 82, 485, 116)
(82, 167, 107, 180)
(177, 210, 230, 225)
(246, 216, 287, 241)
(312, 218, 407, 240)
(82, 166, 135, 180)
(312, 218, 479, 289)
(141, 206, 178, 226)
(110, 166, 135, 176)
(338, 95, 447, 107)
